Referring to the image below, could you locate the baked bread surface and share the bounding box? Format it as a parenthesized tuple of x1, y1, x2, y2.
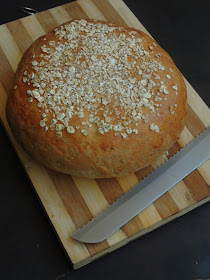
(6, 19, 187, 178)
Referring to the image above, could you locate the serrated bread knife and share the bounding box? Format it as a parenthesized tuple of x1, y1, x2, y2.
(71, 127, 210, 243)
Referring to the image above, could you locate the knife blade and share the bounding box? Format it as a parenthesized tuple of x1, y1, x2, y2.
(71, 127, 210, 243)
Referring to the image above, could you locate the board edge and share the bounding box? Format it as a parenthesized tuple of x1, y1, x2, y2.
(73, 196, 210, 269)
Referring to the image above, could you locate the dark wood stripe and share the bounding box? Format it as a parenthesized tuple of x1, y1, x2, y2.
(36, 10, 59, 33)
(183, 170, 210, 201)
(48, 170, 109, 253)
(186, 105, 206, 137)
(0, 47, 14, 93)
(123, 216, 145, 236)
(6, 20, 33, 53)
(91, 0, 128, 26)
(154, 192, 180, 219)
(96, 178, 125, 204)
(48, 169, 93, 228)
(86, 241, 109, 256)
(97, 178, 145, 236)
(135, 165, 154, 182)
(63, 2, 89, 19)
(167, 142, 181, 159)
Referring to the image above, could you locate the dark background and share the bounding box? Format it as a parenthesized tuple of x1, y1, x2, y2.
(0, 0, 209, 279)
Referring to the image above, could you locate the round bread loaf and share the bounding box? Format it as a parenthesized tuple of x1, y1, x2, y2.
(6, 19, 187, 178)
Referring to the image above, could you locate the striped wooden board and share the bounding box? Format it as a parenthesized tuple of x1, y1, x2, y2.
(0, 0, 209, 269)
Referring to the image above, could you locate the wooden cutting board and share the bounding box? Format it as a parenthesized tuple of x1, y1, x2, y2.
(0, 0, 209, 270)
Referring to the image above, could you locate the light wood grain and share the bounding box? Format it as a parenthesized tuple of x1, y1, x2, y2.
(0, 25, 22, 71)
(108, 0, 152, 36)
(78, 0, 107, 20)
(117, 173, 139, 192)
(27, 163, 91, 264)
(49, 6, 72, 25)
(138, 204, 162, 227)
(169, 181, 196, 209)
(0, 0, 209, 270)
(21, 16, 45, 41)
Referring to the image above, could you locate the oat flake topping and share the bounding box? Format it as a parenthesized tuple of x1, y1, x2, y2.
(22, 19, 178, 138)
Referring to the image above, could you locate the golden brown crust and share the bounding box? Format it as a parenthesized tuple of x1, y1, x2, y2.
(6, 19, 187, 178)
